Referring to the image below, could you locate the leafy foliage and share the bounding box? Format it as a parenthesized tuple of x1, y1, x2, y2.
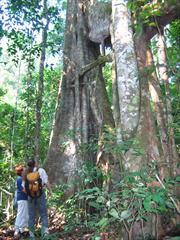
(103, 63, 112, 106)
(165, 20, 180, 149)
(128, 0, 178, 35)
(49, 163, 178, 238)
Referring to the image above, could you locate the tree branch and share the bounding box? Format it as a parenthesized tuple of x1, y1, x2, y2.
(79, 54, 112, 77)
(145, 2, 180, 41)
(0, 187, 13, 196)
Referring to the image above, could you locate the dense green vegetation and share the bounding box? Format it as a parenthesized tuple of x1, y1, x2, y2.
(49, 163, 179, 239)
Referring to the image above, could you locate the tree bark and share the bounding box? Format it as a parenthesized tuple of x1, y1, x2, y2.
(111, 0, 140, 143)
(126, 33, 161, 240)
(147, 45, 171, 177)
(45, 0, 115, 189)
(157, 29, 179, 177)
(135, 34, 160, 164)
(24, 65, 32, 161)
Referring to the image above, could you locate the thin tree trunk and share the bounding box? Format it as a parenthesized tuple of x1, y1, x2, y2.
(111, 0, 159, 173)
(25, 78, 30, 160)
(111, 54, 121, 142)
(147, 46, 171, 177)
(24, 59, 33, 161)
(10, 109, 15, 168)
(10, 61, 21, 169)
(35, 0, 49, 162)
(157, 29, 178, 176)
(135, 35, 161, 165)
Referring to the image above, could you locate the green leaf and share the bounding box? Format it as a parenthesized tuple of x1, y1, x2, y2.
(148, 22, 156, 27)
(92, 236, 101, 240)
(175, 176, 180, 182)
(88, 201, 101, 209)
(120, 210, 131, 220)
(143, 197, 152, 212)
(109, 208, 119, 219)
(152, 193, 162, 203)
(96, 196, 106, 203)
(97, 217, 109, 228)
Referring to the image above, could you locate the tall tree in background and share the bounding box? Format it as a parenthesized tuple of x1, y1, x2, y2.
(0, 0, 62, 221)
(34, 0, 49, 162)
(0, 0, 64, 162)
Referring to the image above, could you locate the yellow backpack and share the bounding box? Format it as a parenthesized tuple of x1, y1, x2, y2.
(25, 170, 43, 198)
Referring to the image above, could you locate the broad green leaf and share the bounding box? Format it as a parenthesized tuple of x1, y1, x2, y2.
(148, 22, 156, 27)
(96, 196, 106, 203)
(109, 208, 119, 219)
(143, 198, 152, 212)
(92, 236, 101, 240)
(120, 210, 131, 220)
(88, 201, 101, 209)
(152, 193, 162, 203)
(97, 217, 109, 228)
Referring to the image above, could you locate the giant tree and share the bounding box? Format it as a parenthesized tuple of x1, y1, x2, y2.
(45, 0, 179, 238)
(46, 0, 179, 187)
(45, 0, 117, 187)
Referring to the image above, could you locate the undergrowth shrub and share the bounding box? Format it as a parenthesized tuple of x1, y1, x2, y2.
(49, 163, 178, 238)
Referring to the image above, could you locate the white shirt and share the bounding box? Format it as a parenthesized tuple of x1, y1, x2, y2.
(33, 167, 48, 185)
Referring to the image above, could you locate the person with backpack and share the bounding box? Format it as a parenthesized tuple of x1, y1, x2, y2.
(14, 165, 29, 238)
(24, 159, 52, 239)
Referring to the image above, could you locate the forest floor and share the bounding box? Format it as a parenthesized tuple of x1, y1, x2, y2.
(0, 225, 113, 240)
(0, 208, 179, 240)
(0, 209, 115, 240)
(0, 225, 180, 240)
(0, 222, 180, 240)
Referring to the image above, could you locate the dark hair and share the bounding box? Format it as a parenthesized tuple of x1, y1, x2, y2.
(27, 159, 36, 168)
(22, 160, 36, 181)
(26, 159, 36, 173)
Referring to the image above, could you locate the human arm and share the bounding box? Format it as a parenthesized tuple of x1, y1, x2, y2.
(17, 177, 24, 191)
(46, 181, 52, 196)
(39, 168, 52, 195)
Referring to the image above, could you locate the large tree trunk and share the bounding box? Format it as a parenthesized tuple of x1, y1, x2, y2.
(111, 0, 140, 144)
(111, 0, 160, 173)
(45, 0, 115, 189)
(120, 33, 161, 240)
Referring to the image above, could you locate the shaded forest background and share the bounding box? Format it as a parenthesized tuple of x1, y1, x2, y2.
(0, 0, 179, 239)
